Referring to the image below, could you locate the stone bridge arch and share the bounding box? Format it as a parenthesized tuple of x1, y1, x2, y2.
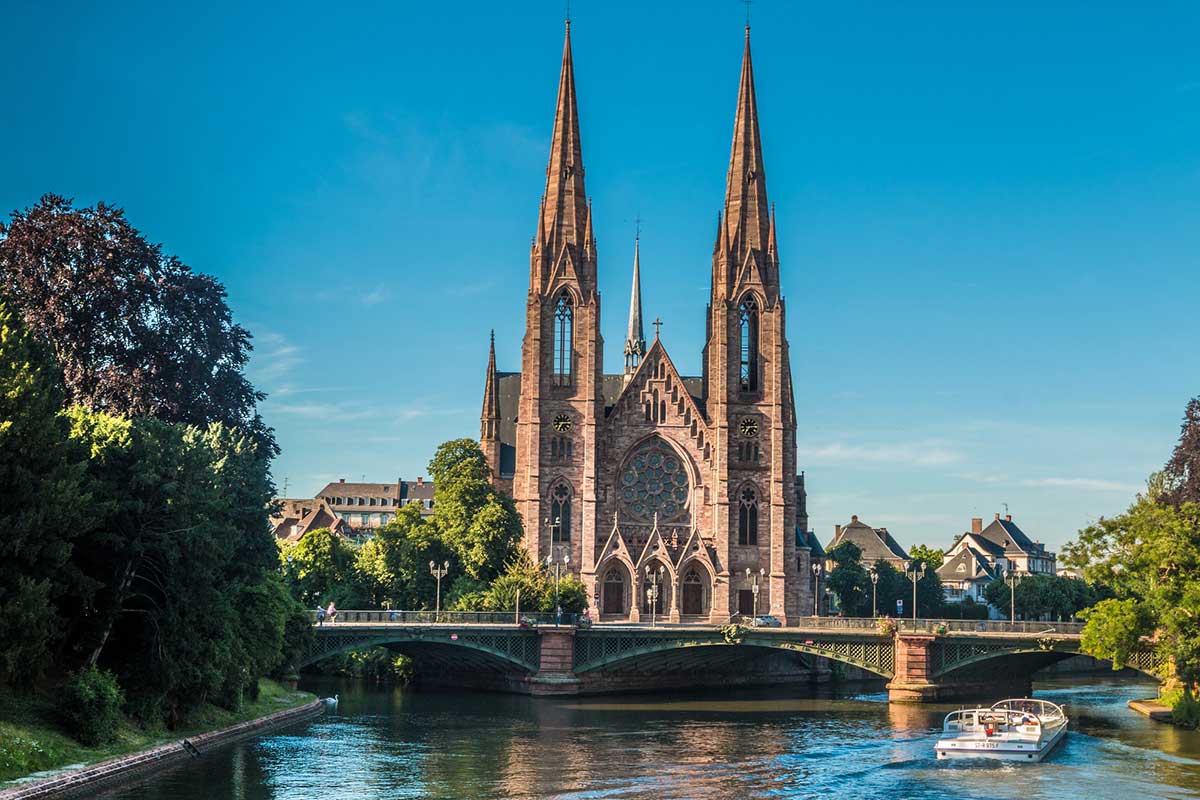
(929, 638, 1164, 680)
(303, 626, 541, 673)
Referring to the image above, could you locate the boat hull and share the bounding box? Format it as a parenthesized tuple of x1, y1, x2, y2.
(935, 723, 1067, 762)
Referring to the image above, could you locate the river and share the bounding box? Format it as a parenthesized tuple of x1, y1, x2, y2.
(101, 675, 1200, 799)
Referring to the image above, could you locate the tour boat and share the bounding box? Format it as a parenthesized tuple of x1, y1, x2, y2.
(935, 698, 1068, 762)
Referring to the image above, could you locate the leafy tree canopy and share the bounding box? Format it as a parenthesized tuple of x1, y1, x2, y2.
(1163, 397, 1200, 507)
(0, 194, 276, 458)
(908, 544, 944, 571)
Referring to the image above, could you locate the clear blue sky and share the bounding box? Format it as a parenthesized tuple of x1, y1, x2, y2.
(3, 1, 1197, 552)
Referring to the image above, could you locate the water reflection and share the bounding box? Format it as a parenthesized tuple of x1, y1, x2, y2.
(99, 676, 1200, 800)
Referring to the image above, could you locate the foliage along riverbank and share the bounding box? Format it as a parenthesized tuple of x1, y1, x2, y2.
(0, 679, 314, 785)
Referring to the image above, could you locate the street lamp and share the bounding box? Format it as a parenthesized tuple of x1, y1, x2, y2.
(905, 560, 925, 621)
(869, 567, 879, 618)
(645, 565, 665, 627)
(1006, 567, 1024, 625)
(546, 553, 570, 626)
(745, 567, 766, 620)
(809, 562, 822, 616)
(429, 560, 450, 622)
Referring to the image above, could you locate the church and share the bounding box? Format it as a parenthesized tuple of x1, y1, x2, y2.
(479, 21, 816, 625)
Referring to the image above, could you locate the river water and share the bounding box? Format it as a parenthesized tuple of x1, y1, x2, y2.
(102, 675, 1200, 799)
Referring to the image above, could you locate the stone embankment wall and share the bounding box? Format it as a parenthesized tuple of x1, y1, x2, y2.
(0, 700, 324, 800)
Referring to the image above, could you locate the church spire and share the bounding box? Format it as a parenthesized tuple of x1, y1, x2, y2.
(538, 20, 589, 257)
(481, 330, 501, 440)
(624, 234, 646, 378)
(721, 26, 770, 263)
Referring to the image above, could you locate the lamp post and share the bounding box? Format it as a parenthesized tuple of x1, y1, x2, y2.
(429, 560, 449, 622)
(869, 567, 879, 618)
(645, 565, 665, 627)
(905, 561, 925, 621)
(809, 562, 822, 616)
(546, 553, 570, 626)
(1006, 567, 1024, 624)
(745, 567, 766, 620)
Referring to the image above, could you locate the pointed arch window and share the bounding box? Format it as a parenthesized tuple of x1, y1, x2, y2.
(738, 487, 758, 546)
(550, 483, 571, 543)
(739, 297, 759, 392)
(553, 292, 574, 386)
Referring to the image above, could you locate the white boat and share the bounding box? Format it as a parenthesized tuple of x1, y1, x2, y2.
(935, 698, 1068, 762)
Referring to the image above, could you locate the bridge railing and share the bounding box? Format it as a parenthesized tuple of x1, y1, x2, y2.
(312, 610, 578, 626)
(895, 619, 1085, 635)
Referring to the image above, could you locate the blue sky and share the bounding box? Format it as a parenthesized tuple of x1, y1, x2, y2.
(3, 1, 1197, 552)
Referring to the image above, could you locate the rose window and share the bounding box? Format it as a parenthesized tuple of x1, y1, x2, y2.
(619, 440, 690, 522)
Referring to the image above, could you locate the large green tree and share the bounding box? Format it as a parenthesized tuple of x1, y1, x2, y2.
(0, 194, 276, 458)
(982, 573, 1095, 621)
(1064, 492, 1200, 682)
(279, 527, 367, 609)
(1163, 397, 1200, 507)
(355, 503, 454, 610)
(825, 542, 870, 616)
(428, 439, 522, 583)
(0, 300, 89, 684)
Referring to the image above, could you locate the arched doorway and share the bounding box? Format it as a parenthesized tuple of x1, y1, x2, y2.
(602, 566, 627, 616)
(681, 568, 706, 616)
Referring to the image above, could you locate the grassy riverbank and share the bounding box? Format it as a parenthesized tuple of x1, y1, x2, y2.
(0, 679, 315, 785)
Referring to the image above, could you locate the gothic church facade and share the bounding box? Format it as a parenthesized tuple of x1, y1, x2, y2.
(480, 23, 814, 624)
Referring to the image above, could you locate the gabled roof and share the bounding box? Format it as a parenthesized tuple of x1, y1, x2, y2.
(937, 546, 998, 583)
(826, 517, 909, 563)
(275, 500, 348, 543)
(797, 528, 825, 558)
(977, 517, 1036, 554)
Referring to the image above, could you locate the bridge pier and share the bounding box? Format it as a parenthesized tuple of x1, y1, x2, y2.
(525, 628, 581, 695)
(886, 634, 1031, 703)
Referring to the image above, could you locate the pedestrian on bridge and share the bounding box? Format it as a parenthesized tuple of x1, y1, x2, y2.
(316, 605, 326, 626)
(326, 601, 337, 624)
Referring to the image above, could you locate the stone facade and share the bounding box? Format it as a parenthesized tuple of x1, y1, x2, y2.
(480, 24, 812, 624)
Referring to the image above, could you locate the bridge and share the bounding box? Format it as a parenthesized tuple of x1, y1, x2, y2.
(303, 612, 1164, 702)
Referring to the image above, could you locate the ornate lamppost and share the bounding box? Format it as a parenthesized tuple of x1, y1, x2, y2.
(869, 567, 879, 618)
(645, 565, 665, 627)
(429, 560, 450, 622)
(810, 562, 822, 616)
(745, 567, 766, 620)
(1006, 567, 1024, 625)
(546, 553, 570, 626)
(905, 560, 925, 621)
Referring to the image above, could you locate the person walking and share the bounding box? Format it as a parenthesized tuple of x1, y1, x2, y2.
(326, 601, 338, 625)
(316, 604, 326, 626)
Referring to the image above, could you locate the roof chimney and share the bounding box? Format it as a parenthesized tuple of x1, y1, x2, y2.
(1005, 514, 1012, 522)
(417, 476, 424, 485)
(851, 514, 859, 524)
(971, 518, 983, 534)
(835, 524, 843, 537)
(339, 478, 345, 484)
(994, 512, 1001, 521)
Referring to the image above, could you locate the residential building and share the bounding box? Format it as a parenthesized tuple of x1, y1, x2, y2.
(315, 477, 435, 530)
(825, 515, 910, 569)
(943, 514, 1057, 577)
(270, 499, 349, 542)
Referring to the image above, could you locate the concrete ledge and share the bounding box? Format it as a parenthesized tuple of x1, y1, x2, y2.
(0, 700, 324, 800)
(1128, 698, 1173, 723)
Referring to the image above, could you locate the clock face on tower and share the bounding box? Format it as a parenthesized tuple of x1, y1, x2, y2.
(739, 417, 759, 438)
(553, 414, 573, 433)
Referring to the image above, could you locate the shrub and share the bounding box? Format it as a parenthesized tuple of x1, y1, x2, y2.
(57, 667, 125, 746)
(1164, 686, 1200, 729)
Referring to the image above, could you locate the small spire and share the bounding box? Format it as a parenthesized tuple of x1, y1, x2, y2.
(623, 233, 646, 377)
(767, 201, 777, 257)
(480, 330, 501, 439)
(583, 197, 594, 257)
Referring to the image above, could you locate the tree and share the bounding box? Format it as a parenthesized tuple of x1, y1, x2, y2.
(355, 503, 454, 610)
(1163, 397, 1200, 507)
(1079, 598, 1154, 670)
(0, 300, 89, 684)
(279, 527, 366, 609)
(1064, 494, 1200, 683)
(908, 544, 944, 571)
(0, 194, 276, 458)
(983, 573, 1095, 621)
(428, 440, 522, 583)
(825, 542, 869, 616)
(480, 549, 551, 613)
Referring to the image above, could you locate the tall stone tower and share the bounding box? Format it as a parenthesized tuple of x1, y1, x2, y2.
(702, 27, 799, 620)
(511, 21, 604, 570)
